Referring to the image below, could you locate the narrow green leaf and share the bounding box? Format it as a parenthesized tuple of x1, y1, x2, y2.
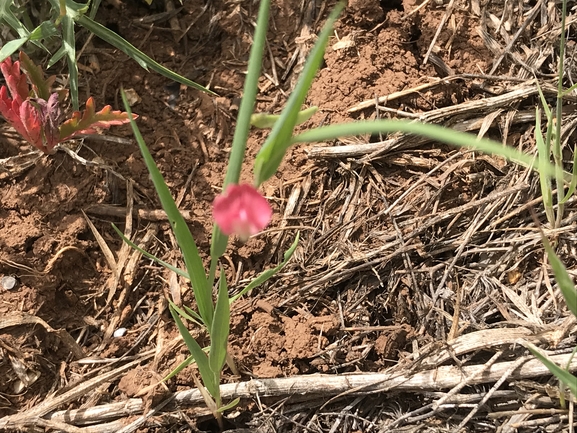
(536, 81, 552, 120)
(61, 13, 79, 110)
(183, 305, 204, 325)
(543, 238, 577, 317)
(171, 302, 204, 327)
(63, 0, 90, 15)
(536, 107, 555, 226)
(562, 81, 577, 97)
(48, 45, 67, 68)
(0, 38, 27, 62)
(77, 15, 215, 95)
(251, 106, 318, 129)
(163, 354, 194, 381)
(230, 233, 299, 303)
(169, 304, 218, 397)
(526, 343, 577, 397)
(217, 397, 240, 413)
(292, 120, 568, 181)
(567, 345, 577, 370)
(0, 3, 50, 53)
(28, 21, 59, 41)
(222, 0, 270, 188)
(0, 2, 31, 39)
(163, 346, 212, 381)
(561, 144, 577, 203)
(253, 1, 346, 186)
(89, 0, 102, 19)
(209, 270, 230, 374)
(121, 89, 214, 328)
(111, 224, 190, 279)
(190, 371, 218, 414)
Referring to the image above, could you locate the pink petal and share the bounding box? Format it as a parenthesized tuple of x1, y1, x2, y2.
(213, 184, 272, 240)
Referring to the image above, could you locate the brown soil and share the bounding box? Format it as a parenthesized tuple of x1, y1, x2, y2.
(1, 0, 576, 431)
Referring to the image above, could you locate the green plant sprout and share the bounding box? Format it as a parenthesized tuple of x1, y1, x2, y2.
(525, 234, 577, 400)
(119, 0, 576, 428)
(119, 0, 307, 426)
(0, 0, 213, 111)
(535, 0, 577, 230)
(528, 0, 577, 403)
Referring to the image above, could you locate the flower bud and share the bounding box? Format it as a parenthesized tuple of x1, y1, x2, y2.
(213, 184, 272, 241)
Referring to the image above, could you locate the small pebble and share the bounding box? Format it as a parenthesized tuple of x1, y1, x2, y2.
(113, 328, 127, 338)
(1, 276, 16, 290)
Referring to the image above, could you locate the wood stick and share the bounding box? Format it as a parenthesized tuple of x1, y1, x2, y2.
(41, 352, 577, 430)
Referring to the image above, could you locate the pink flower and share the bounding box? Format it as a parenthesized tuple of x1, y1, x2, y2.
(213, 184, 272, 241)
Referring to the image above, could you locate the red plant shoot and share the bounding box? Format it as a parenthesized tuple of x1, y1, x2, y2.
(0, 52, 136, 154)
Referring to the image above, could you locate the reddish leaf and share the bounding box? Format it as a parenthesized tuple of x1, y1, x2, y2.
(59, 97, 137, 141)
(0, 86, 29, 139)
(1, 54, 137, 154)
(31, 93, 61, 152)
(0, 57, 29, 101)
(19, 100, 43, 150)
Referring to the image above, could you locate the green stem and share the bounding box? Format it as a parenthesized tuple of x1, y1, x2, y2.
(554, 0, 568, 228)
(208, 0, 271, 287)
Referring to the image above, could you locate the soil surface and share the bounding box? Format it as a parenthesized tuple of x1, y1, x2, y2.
(1, 0, 576, 431)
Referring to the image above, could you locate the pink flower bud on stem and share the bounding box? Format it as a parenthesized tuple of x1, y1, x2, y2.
(212, 184, 272, 242)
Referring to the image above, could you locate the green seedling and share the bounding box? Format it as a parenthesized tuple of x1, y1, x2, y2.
(250, 106, 318, 129)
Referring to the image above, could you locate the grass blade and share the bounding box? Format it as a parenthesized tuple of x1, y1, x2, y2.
(48, 45, 67, 68)
(169, 304, 218, 397)
(77, 15, 215, 95)
(292, 120, 564, 180)
(0, 2, 30, 39)
(163, 354, 194, 381)
(0, 1, 49, 55)
(536, 81, 552, 120)
(0, 38, 27, 61)
(251, 107, 318, 129)
(209, 270, 230, 374)
(171, 303, 204, 327)
(183, 305, 204, 324)
(61, 12, 79, 110)
(120, 89, 214, 328)
(217, 397, 240, 413)
(89, 0, 102, 19)
(28, 21, 59, 41)
(253, 1, 346, 186)
(535, 108, 555, 226)
(543, 238, 577, 317)
(229, 233, 299, 303)
(561, 144, 577, 203)
(526, 342, 577, 397)
(111, 224, 190, 280)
